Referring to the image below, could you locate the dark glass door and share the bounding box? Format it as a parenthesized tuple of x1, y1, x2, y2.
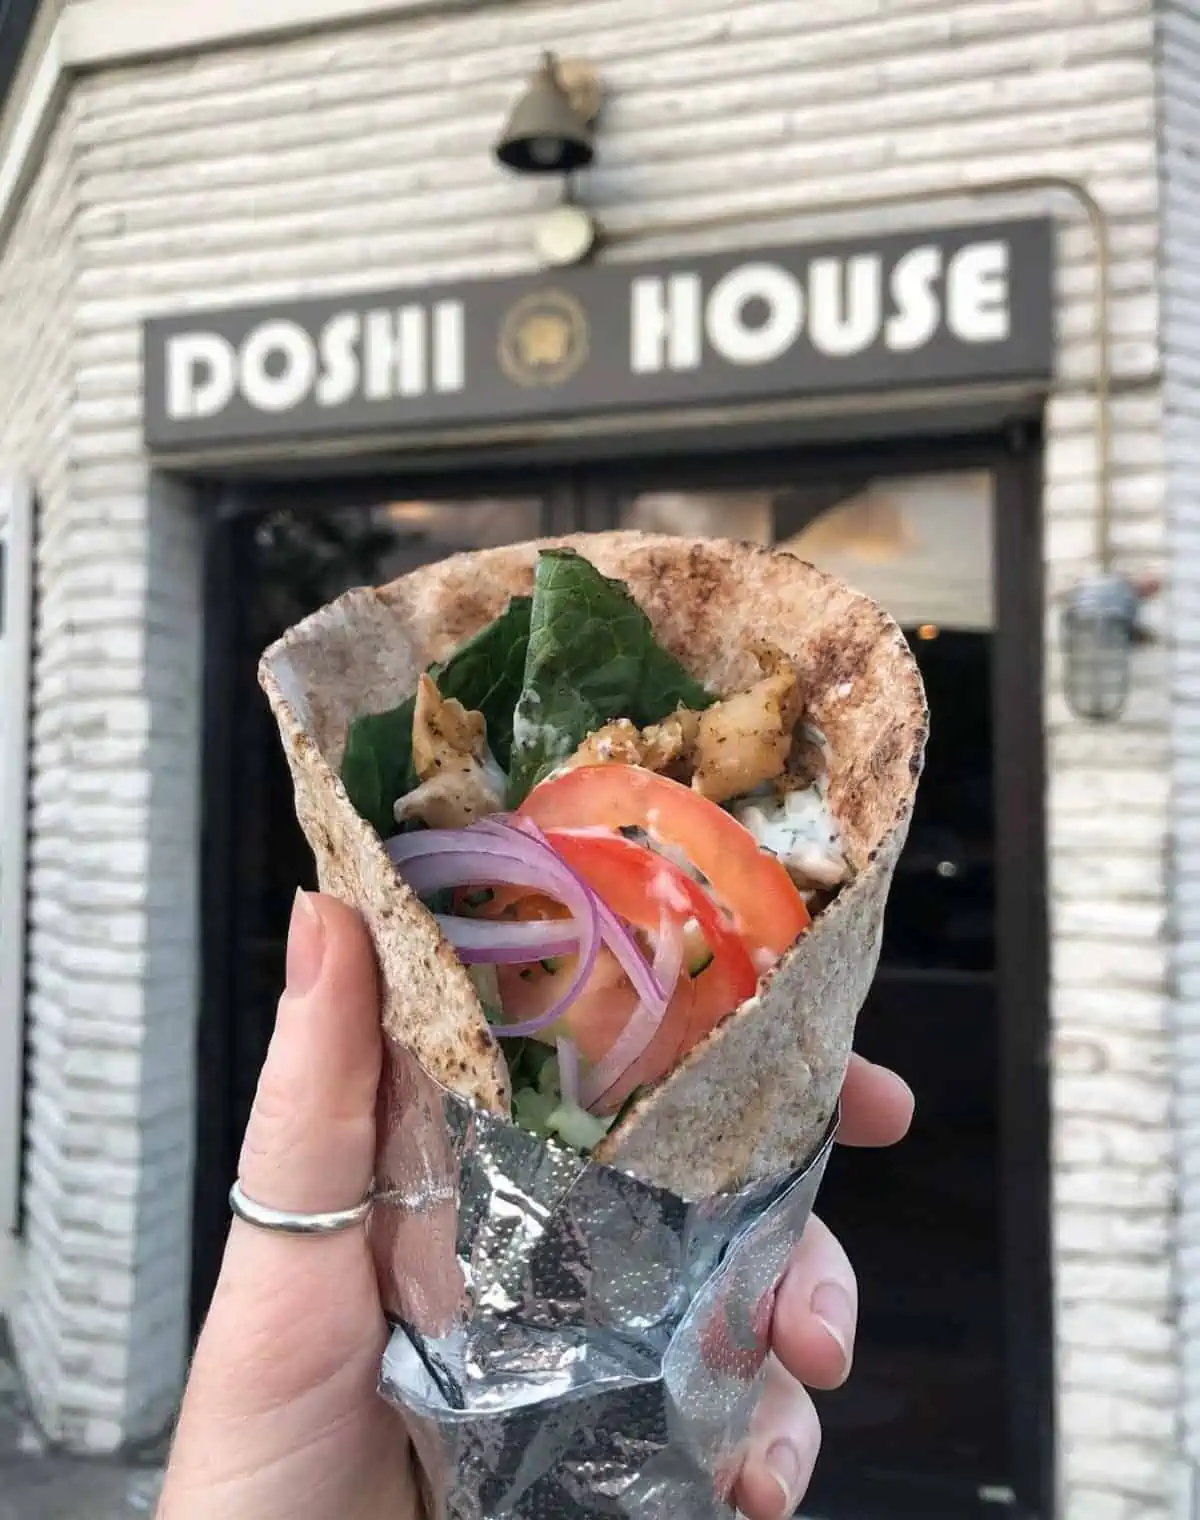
(194, 446, 1051, 1520)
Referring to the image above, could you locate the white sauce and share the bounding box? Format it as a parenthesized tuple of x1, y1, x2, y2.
(511, 691, 574, 768)
(734, 785, 848, 889)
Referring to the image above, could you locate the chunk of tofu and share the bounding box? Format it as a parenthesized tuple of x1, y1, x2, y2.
(557, 643, 801, 805)
(561, 710, 700, 776)
(393, 673, 505, 829)
(411, 672, 486, 780)
(690, 642, 803, 805)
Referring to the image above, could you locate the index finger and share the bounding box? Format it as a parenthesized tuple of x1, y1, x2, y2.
(837, 1053, 914, 1147)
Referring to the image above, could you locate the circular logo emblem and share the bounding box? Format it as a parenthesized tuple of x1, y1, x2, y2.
(498, 289, 589, 388)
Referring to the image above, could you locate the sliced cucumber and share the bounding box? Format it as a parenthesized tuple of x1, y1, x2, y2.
(548, 1102, 613, 1152)
(467, 963, 503, 1021)
(508, 1053, 619, 1153)
(688, 947, 715, 977)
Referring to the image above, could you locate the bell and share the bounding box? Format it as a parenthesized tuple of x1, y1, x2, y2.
(494, 54, 594, 175)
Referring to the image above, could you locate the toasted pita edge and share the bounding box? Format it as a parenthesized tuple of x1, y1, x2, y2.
(260, 531, 927, 1196)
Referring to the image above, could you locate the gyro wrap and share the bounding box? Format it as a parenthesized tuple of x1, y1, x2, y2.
(259, 532, 927, 1517)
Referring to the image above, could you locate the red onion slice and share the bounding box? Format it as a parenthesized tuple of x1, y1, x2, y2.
(387, 827, 538, 864)
(390, 823, 666, 1005)
(557, 1038, 581, 1108)
(386, 819, 668, 1041)
(395, 851, 579, 902)
(580, 919, 686, 1113)
(434, 916, 580, 964)
(501, 816, 667, 1012)
(393, 852, 599, 1038)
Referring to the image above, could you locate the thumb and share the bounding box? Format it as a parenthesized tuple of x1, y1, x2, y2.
(190, 890, 386, 1414)
(235, 888, 380, 1222)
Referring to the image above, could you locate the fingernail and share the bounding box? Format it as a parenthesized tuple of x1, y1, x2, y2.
(765, 1439, 802, 1512)
(811, 1280, 854, 1375)
(286, 889, 325, 997)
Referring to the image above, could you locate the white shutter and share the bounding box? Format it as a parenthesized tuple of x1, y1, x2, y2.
(0, 472, 34, 1237)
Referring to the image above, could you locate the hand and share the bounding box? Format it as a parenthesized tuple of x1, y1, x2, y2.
(157, 892, 913, 1520)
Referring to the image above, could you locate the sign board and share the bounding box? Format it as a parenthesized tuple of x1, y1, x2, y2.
(143, 219, 1054, 453)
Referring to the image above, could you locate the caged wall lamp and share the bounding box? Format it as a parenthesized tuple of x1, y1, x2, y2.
(1061, 575, 1147, 722)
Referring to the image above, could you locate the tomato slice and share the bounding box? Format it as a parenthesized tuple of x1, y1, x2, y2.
(520, 765, 811, 959)
(496, 948, 727, 1115)
(491, 828, 761, 1108)
(543, 828, 756, 995)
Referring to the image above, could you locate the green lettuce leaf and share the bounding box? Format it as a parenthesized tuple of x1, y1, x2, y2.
(340, 595, 533, 836)
(506, 549, 715, 803)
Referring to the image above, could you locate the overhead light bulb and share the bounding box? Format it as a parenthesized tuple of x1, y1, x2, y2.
(533, 204, 597, 267)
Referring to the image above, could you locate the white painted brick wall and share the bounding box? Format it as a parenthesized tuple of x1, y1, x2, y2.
(0, 103, 202, 1455)
(0, 96, 82, 1441)
(0, 0, 1186, 1511)
(1160, 0, 1200, 1509)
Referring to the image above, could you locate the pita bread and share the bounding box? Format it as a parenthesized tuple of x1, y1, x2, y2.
(260, 532, 926, 1198)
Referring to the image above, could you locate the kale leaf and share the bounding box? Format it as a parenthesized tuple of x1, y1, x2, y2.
(506, 550, 715, 803)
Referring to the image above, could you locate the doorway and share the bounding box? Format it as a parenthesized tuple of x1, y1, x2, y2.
(195, 435, 1051, 1519)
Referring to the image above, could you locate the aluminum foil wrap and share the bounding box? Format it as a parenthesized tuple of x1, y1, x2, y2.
(370, 1042, 838, 1519)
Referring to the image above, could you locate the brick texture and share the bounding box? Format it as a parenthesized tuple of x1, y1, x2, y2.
(0, 108, 201, 1453)
(0, 1, 1186, 1513)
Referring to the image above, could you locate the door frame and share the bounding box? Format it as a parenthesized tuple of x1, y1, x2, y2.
(191, 428, 1053, 1518)
(992, 436, 1054, 1520)
(0, 472, 35, 1254)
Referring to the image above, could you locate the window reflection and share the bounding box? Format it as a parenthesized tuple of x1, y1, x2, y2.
(784, 473, 994, 632)
(619, 473, 993, 632)
(622, 490, 773, 544)
(250, 498, 544, 625)
(382, 498, 545, 554)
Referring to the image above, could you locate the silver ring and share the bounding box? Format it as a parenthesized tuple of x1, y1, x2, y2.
(229, 1178, 374, 1236)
